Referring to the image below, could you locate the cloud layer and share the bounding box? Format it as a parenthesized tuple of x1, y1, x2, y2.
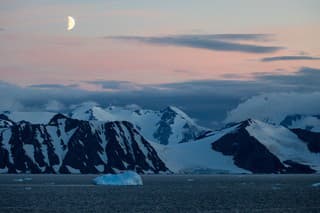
(256, 67, 320, 91)
(28, 84, 78, 89)
(85, 80, 141, 90)
(261, 56, 320, 62)
(1, 67, 320, 128)
(107, 34, 283, 53)
(225, 92, 320, 124)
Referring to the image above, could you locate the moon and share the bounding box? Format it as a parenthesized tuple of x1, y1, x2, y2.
(67, 16, 75, 31)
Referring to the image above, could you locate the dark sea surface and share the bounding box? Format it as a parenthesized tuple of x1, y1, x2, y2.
(0, 174, 319, 213)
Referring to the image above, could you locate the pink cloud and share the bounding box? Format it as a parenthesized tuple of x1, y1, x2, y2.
(1, 26, 320, 87)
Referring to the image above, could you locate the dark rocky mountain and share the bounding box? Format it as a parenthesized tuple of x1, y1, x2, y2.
(211, 119, 318, 174)
(290, 128, 320, 153)
(0, 113, 319, 174)
(153, 106, 206, 145)
(0, 114, 14, 128)
(0, 114, 169, 174)
(69, 104, 209, 145)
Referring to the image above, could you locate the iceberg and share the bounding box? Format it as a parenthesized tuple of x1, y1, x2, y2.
(93, 171, 143, 186)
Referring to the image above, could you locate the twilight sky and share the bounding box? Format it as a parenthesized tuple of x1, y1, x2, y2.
(0, 1, 320, 127)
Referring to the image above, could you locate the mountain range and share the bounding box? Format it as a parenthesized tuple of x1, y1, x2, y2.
(0, 105, 319, 174)
(2, 104, 209, 145)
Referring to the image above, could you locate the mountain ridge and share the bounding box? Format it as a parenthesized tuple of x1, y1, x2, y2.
(0, 114, 169, 174)
(0, 110, 319, 174)
(3, 105, 209, 145)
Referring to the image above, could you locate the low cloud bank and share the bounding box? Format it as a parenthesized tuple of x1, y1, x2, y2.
(225, 92, 320, 124)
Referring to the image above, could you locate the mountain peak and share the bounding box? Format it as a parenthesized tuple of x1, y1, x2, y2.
(239, 118, 256, 128)
(162, 106, 197, 124)
(225, 118, 257, 130)
(48, 113, 69, 125)
(0, 113, 15, 128)
(162, 106, 181, 114)
(0, 114, 11, 122)
(2, 105, 209, 145)
(71, 104, 111, 121)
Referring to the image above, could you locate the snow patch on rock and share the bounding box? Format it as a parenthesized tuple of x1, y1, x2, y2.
(246, 120, 320, 170)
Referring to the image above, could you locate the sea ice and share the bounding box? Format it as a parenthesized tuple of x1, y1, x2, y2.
(93, 171, 143, 186)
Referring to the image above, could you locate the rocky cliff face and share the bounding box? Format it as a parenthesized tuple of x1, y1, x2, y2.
(1, 112, 319, 174)
(0, 114, 169, 174)
(211, 119, 318, 174)
(69, 104, 209, 145)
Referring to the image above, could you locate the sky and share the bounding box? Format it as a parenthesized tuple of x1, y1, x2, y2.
(0, 1, 320, 128)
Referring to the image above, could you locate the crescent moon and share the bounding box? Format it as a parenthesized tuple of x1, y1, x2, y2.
(67, 16, 75, 31)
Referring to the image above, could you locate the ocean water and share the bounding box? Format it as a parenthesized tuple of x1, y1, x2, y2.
(0, 174, 319, 212)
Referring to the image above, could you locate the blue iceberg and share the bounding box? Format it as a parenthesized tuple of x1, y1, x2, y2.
(93, 171, 143, 186)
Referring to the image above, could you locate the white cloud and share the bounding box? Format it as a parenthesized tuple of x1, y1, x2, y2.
(124, 104, 141, 110)
(45, 100, 65, 112)
(0, 81, 25, 111)
(225, 92, 320, 124)
(69, 101, 100, 110)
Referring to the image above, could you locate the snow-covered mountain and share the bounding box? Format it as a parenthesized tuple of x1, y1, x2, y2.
(280, 114, 320, 132)
(0, 114, 15, 128)
(69, 104, 209, 145)
(2, 105, 209, 145)
(0, 114, 168, 174)
(0, 111, 319, 174)
(151, 125, 249, 174)
(153, 119, 320, 174)
(244, 119, 319, 172)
